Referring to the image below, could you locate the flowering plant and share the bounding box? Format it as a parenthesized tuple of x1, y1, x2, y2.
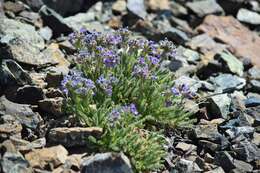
(62, 28, 194, 172)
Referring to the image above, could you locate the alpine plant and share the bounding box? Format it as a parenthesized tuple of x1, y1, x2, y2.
(61, 28, 195, 172)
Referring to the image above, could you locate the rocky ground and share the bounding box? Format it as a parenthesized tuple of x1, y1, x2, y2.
(0, 0, 260, 172)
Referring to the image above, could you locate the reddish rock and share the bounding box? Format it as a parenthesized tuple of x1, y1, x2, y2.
(197, 15, 260, 67)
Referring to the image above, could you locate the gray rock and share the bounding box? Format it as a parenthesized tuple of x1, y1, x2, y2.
(204, 167, 225, 173)
(226, 126, 255, 139)
(186, 0, 224, 17)
(210, 74, 246, 92)
(38, 97, 64, 117)
(207, 94, 231, 119)
(0, 18, 54, 67)
(174, 159, 202, 173)
(0, 96, 42, 130)
(218, 51, 244, 76)
(39, 26, 53, 41)
(174, 76, 202, 93)
(169, 1, 188, 17)
(81, 152, 133, 173)
(0, 121, 22, 140)
(127, 0, 146, 19)
(39, 5, 73, 38)
(175, 142, 197, 152)
(0, 59, 32, 88)
(232, 140, 260, 162)
(250, 80, 260, 92)
(232, 159, 253, 172)
(244, 97, 260, 107)
(1, 152, 33, 173)
(214, 151, 236, 172)
(248, 67, 260, 80)
(21, 0, 44, 11)
(237, 8, 260, 25)
(9, 137, 46, 152)
(16, 85, 44, 105)
(42, 0, 85, 16)
(64, 12, 95, 31)
(48, 127, 103, 147)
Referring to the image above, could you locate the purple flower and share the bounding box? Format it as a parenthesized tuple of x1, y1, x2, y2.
(101, 50, 119, 68)
(106, 34, 122, 45)
(97, 75, 118, 96)
(138, 56, 146, 65)
(148, 55, 160, 65)
(165, 100, 173, 107)
(129, 103, 139, 116)
(171, 87, 180, 96)
(132, 64, 149, 78)
(109, 108, 121, 122)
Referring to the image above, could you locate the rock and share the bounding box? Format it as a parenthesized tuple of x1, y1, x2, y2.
(169, 1, 188, 17)
(0, 121, 22, 140)
(174, 158, 202, 173)
(0, 18, 54, 67)
(187, 34, 227, 60)
(81, 152, 133, 173)
(64, 12, 95, 31)
(0, 59, 32, 89)
(250, 80, 260, 93)
(112, 0, 127, 14)
(45, 72, 63, 88)
(197, 15, 260, 67)
(186, 0, 224, 17)
(237, 8, 260, 25)
(210, 74, 246, 92)
(169, 16, 194, 35)
(175, 142, 197, 152)
(215, 151, 236, 172)
(205, 167, 225, 173)
(38, 97, 64, 117)
(42, 0, 86, 16)
(48, 127, 103, 147)
(16, 85, 44, 105)
(0, 96, 41, 130)
(39, 5, 73, 38)
(146, 0, 170, 11)
(3, 1, 25, 13)
(39, 26, 53, 41)
(18, 11, 42, 28)
(1, 151, 33, 173)
(232, 159, 254, 172)
(252, 132, 260, 146)
(127, 0, 147, 19)
(25, 145, 68, 169)
(225, 126, 255, 139)
(21, 0, 44, 11)
(248, 67, 260, 80)
(198, 140, 220, 152)
(10, 137, 46, 152)
(204, 153, 214, 163)
(41, 43, 70, 75)
(45, 88, 63, 98)
(64, 154, 83, 172)
(217, 51, 244, 76)
(207, 94, 231, 119)
(244, 97, 260, 107)
(232, 140, 260, 162)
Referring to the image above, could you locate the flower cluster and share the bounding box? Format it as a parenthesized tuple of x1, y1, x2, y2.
(171, 84, 196, 99)
(97, 75, 118, 96)
(109, 103, 139, 123)
(61, 70, 95, 96)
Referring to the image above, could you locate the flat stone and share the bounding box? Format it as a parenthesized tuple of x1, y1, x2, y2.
(232, 140, 260, 162)
(3, 1, 25, 13)
(175, 142, 197, 152)
(210, 74, 246, 92)
(39, 5, 73, 38)
(174, 159, 202, 173)
(0, 18, 54, 67)
(215, 151, 236, 172)
(205, 167, 225, 173)
(226, 126, 255, 139)
(0, 96, 41, 130)
(127, 0, 146, 19)
(10, 137, 46, 152)
(1, 151, 33, 173)
(25, 145, 68, 169)
(252, 132, 260, 146)
(169, 1, 188, 16)
(38, 97, 64, 117)
(244, 97, 260, 107)
(81, 152, 133, 173)
(64, 12, 95, 31)
(186, 0, 224, 17)
(39, 26, 53, 41)
(237, 8, 260, 25)
(207, 94, 231, 119)
(248, 67, 260, 80)
(0, 121, 22, 140)
(146, 0, 170, 11)
(16, 85, 44, 105)
(112, 0, 127, 14)
(48, 127, 103, 147)
(232, 159, 253, 172)
(197, 15, 260, 67)
(250, 80, 260, 93)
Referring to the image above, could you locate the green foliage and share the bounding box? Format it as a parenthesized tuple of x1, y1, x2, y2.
(62, 29, 194, 172)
